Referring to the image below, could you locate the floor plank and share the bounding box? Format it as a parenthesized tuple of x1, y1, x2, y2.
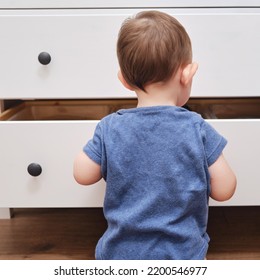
(207, 206, 260, 260)
(0, 207, 259, 260)
(0, 208, 106, 260)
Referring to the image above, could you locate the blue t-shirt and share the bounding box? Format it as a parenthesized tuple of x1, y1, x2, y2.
(83, 106, 227, 260)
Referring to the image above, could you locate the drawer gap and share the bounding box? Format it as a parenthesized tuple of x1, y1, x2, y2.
(0, 98, 260, 121)
(0, 99, 138, 121)
(187, 97, 260, 119)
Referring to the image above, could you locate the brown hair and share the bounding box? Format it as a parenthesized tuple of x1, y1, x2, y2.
(117, 10, 192, 92)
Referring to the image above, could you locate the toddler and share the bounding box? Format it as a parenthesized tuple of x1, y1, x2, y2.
(73, 10, 236, 260)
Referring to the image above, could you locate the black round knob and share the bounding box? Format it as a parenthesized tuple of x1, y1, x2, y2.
(38, 52, 51, 65)
(27, 163, 42, 177)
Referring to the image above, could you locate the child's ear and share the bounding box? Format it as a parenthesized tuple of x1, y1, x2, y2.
(118, 70, 135, 91)
(180, 62, 198, 86)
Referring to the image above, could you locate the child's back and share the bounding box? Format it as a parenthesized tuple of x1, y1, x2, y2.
(85, 105, 226, 259)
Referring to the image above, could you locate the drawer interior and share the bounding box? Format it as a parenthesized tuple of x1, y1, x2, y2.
(0, 98, 259, 121)
(186, 98, 260, 119)
(0, 100, 137, 121)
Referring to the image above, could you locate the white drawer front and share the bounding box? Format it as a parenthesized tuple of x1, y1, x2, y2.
(0, 11, 129, 99)
(0, 119, 259, 207)
(0, 121, 105, 207)
(209, 120, 260, 206)
(0, 9, 260, 98)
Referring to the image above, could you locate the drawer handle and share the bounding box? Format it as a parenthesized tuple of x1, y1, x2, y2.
(38, 52, 51, 65)
(27, 163, 42, 177)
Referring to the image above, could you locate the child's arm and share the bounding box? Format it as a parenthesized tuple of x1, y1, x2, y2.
(208, 153, 237, 201)
(73, 151, 102, 186)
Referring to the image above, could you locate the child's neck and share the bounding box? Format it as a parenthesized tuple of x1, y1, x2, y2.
(136, 96, 178, 108)
(135, 83, 180, 108)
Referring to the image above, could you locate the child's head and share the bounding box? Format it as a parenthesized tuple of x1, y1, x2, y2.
(117, 10, 192, 92)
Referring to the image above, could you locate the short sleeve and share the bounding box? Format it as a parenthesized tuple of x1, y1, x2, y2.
(201, 121, 227, 166)
(83, 122, 103, 165)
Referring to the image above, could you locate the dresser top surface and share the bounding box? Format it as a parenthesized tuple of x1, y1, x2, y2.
(0, 0, 259, 9)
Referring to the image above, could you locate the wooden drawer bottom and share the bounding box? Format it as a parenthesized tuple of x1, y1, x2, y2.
(1, 98, 260, 121)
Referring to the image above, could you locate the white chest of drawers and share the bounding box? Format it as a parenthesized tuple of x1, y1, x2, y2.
(1, 0, 260, 218)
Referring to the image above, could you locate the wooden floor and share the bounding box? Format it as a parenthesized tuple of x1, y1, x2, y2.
(0, 206, 259, 260)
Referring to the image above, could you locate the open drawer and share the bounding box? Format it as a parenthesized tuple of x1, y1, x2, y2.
(0, 98, 260, 207)
(188, 98, 260, 206)
(0, 100, 136, 208)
